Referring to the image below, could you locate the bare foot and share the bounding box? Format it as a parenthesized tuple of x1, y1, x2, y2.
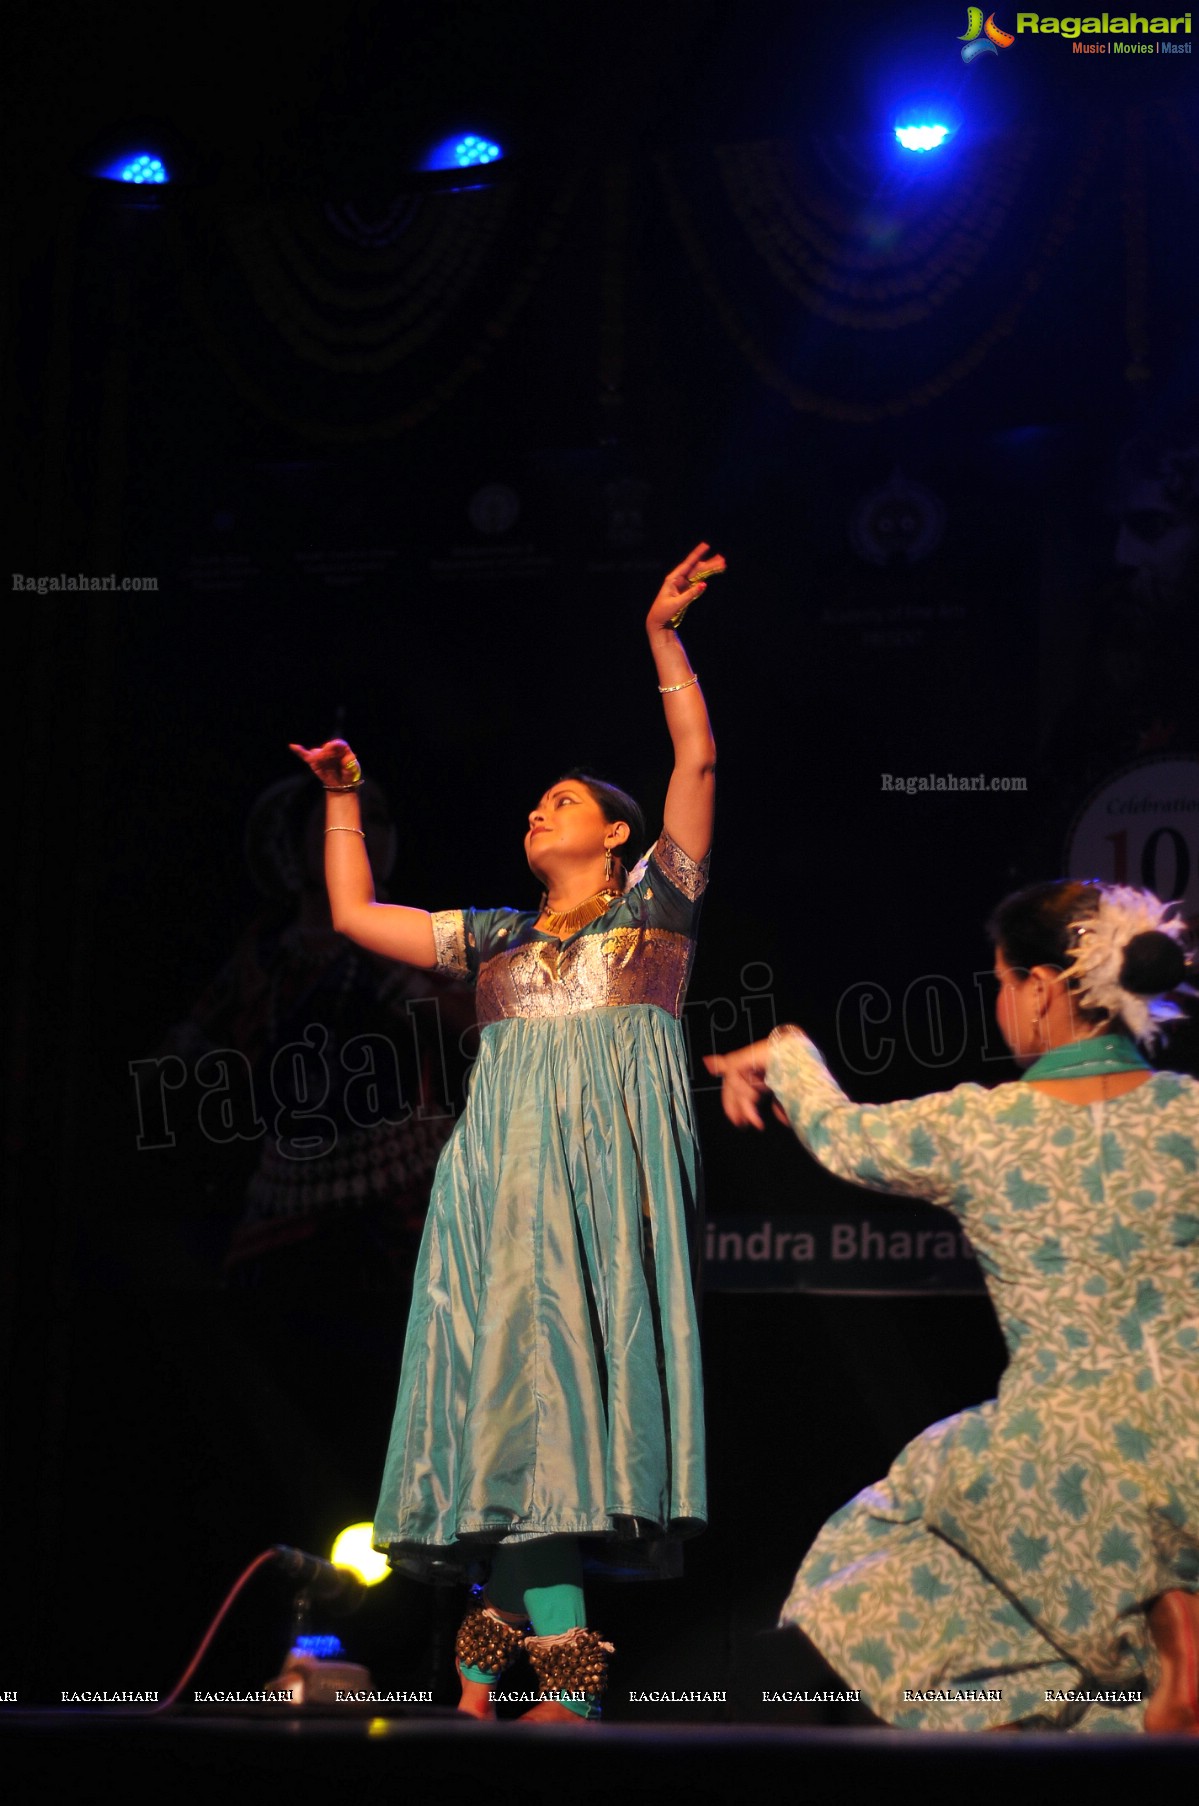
(456, 1672, 497, 1720)
(517, 1699, 595, 1724)
(1145, 1591, 1199, 1735)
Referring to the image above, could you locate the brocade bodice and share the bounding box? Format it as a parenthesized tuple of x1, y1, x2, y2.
(428, 830, 709, 1027)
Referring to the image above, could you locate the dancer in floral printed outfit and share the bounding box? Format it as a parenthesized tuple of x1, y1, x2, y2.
(708, 880, 1198, 1734)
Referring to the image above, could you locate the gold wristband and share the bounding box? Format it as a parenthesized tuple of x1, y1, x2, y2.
(324, 826, 365, 838)
(659, 673, 699, 694)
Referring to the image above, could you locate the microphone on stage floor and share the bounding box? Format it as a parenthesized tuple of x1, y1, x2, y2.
(271, 1544, 366, 1612)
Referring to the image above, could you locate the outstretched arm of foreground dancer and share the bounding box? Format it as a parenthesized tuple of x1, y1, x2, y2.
(646, 542, 721, 864)
(706, 1030, 968, 1211)
(288, 738, 437, 966)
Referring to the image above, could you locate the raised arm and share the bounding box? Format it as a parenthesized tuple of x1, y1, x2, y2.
(647, 542, 721, 863)
(288, 739, 438, 967)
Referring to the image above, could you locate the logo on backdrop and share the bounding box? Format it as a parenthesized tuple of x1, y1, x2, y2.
(960, 9, 1016, 59)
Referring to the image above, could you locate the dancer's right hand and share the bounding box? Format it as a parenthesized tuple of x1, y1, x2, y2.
(704, 1041, 774, 1129)
(289, 738, 361, 790)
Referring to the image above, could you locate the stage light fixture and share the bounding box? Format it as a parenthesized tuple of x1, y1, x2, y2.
(330, 1522, 391, 1587)
(895, 124, 950, 153)
(292, 1633, 345, 1659)
(455, 134, 501, 167)
(423, 132, 504, 173)
(111, 153, 169, 183)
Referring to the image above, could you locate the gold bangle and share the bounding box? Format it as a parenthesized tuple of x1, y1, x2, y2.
(324, 826, 365, 838)
(658, 673, 699, 694)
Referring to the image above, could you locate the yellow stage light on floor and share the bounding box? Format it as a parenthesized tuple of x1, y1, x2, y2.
(330, 1522, 390, 1587)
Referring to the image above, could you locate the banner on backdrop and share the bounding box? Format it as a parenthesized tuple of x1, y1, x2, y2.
(702, 1208, 985, 1295)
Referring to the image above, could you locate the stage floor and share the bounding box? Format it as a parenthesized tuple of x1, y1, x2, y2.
(2, 1709, 1195, 1804)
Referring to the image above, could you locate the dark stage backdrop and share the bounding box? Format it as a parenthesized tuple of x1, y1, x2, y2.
(5, 93, 1199, 1710)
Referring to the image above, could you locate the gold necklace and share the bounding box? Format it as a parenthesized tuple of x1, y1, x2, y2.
(538, 886, 621, 938)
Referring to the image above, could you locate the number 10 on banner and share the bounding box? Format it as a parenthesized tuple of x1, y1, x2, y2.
(1103, 825, 1191, 898)
(1067, 758, 1199, 916)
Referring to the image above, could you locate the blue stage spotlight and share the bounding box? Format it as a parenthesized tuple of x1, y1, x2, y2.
(895, 123, 951, 153)
(455, 134, 501, 167)
(891, 91, 962, 157)
(86, 125, 183, 188)
(292, 1634, 345, 1659)
(102, 152, 169, 184)
(423, 132, 503, 173)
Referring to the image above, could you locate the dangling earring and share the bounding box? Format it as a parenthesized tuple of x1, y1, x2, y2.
(604, 847, 614, 882)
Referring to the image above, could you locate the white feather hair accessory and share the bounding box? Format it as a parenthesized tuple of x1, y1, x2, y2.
(1063, 884, 1191, 1046)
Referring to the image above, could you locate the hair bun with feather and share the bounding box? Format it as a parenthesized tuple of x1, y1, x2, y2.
(1119, 929, 1188, 997)
(1063, 884, 1192, 1046)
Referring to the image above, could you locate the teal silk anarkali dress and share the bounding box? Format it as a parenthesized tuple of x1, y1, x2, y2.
(373, 831, 709, 1577)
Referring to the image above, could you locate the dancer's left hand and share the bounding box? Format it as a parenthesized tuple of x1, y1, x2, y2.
(646, 542, 726, 636)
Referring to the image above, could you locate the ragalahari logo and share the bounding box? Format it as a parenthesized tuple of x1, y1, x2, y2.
(960, 8, 1017, 58)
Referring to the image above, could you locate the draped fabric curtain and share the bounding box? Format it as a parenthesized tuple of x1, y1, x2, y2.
(60, 102, 1179, 450)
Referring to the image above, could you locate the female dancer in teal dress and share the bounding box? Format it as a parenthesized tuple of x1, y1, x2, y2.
(708, 880, 1199, 1734)
(291, 542, 721, 1721)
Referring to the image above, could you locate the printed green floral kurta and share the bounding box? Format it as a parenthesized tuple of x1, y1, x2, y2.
(768, 1029, 1199, 1733)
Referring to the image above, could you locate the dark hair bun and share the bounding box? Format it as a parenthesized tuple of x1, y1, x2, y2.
(1119, 931, 1187, 996)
